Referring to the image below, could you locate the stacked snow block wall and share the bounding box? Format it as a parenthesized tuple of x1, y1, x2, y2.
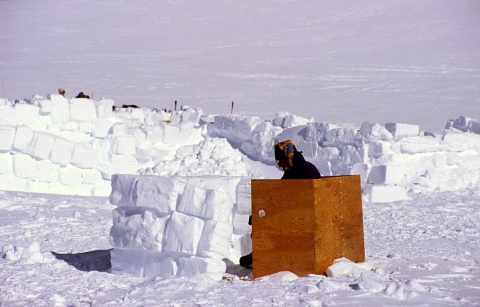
(108, 174, 252, 280)
(0, 96, 202, 196)
(209, 113, 480, 203)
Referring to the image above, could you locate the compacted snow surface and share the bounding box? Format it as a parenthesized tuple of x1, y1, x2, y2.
(0, 190, 479, 306)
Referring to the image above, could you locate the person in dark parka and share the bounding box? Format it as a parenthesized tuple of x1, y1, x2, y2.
(275, 139, 321, 179)
(239, 140, 321, 268)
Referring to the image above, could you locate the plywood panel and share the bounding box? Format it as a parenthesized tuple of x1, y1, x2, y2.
(251, 179, 315, 278)
(251, 176, 364, 279)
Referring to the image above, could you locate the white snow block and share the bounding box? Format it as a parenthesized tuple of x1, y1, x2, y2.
(12, 154, 38, 178)
(235, 178, 252, 215)
(365, 185, 409, 203)
(367, 165, 405, 185)
(441, 131, 480, 152)
(135, 176, 186, 213)
(111, 248, 176, 278)
(25, 132, 55, 160)
(12, 125, 34, 152)
(50, 94, 71, 123)
(368, 141, 393, 158)
(0, 106, 15, 123)
(396, 135, 441, 154)
(50, 137, 73, 166)
(232, 212, 251, 235)
(0, 125, 16, 152)
(70, 143, 98, 169)
(70, 98, 97, 122)
(355, 122, 393, 143)
(324, 127, 357, 146)
(82, 169, 103, 184)
(177, 185, 233, 223)
(350, 163, 369, 185)
(15, 103, 39, 123)
(163, 211, 204, 256)
(96, 98, 114, 118)
(0, 153, 13, 174)
(178, 256, 226, 280)
(111, 135, 136, 155)
(58, 165, 83, 186)
(37, 98, 52, 115)
(36, 159, 58, 182)
(111, 154, 139, 175)
(93, 119, 113, 138)
(197, 220, 233, 259)
(111, 122, 127, 135)
(7, 176, 28, 191)
(385, 123, 420, 138)
(109, 174, 139, 207)
(110, 206, 169, 251)
(283, 113, 314, 128)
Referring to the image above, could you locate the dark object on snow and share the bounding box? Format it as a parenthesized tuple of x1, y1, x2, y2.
(51, 249, 111, 272)
(121, 104, 140, 108)
(75, 92, 90, 99)
(239, 252, 253, 268)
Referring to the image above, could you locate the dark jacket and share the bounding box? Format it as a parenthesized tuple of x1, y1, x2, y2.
(281, 151, 321, 179)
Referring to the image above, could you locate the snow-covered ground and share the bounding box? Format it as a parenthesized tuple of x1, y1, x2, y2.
(1, 189, 479, 306)
(1, 0, 480, 306)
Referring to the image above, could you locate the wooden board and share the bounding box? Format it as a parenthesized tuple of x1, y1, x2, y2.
(251, 176, 364, 279)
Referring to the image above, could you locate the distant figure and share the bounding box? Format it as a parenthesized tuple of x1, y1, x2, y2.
(75, 92, 90, 99)
(121, 104, 140, 108)
(239, 140, 321, 268)
(58, 88, 66, 96)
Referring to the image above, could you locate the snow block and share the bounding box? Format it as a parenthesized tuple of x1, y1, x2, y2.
(50, 94, 71, 123)
(305, 122, 330, 143)
(109, 174, 139, 207)
(0, 125, 16, 152)
(96, 98, 114, 118)
(26, 132, 55, 160)
(93, 119, 113, 138)
(0, 106, 15, 123)
(50, 137, 74, 166)
(111, 135, 136, 155)
(12, 154, 38, 178)
(385, 123, 420, 138)
(15, 103, 39, 123)
(58, 165, 83, 186)
(232, 212, 251, 235)
(197, 220, 233, 259)
(441, 131, 480, 152)
(70, 98, 97, 122)
(323, 127, 357, 146)
(367, 165, 405, 185)
(111, 248, 176, 278)
(395, 135, 441, 154)
(368, 141, 393, 158)
(365, 185, 409, 203)
(235, 178, 252, 215)
(355, 121, 393, 143)
(163, 211, 204, 256)
(350, 163, 369, 185)
(0, 153, 13, 174)
(177, 185, 233, 222)
(135, 176, 186, 213)
(178, 256, 226, 280)
(110, 154, 139, 175)
(70, 143, 98, 169)
(110, 206, 169, 251)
